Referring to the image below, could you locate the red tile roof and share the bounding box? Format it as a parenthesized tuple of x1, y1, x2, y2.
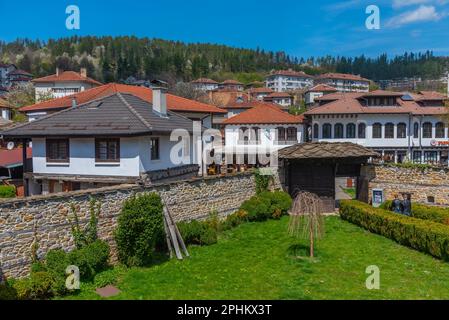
(191, 78, 219, 84)
(0, 147, 32, 168)
(0, 98, 10, 109)
(316, 72, 370, 82)
(306, 90, 448, 116)
(223, 101, 280, 109)
(223, 103, 304, 125)
(19, 83, 226, 114)
(32, 71, 103, 86)
(265, 92, 292, 98)
(268, 70, 313, 78)
(306, 84, 337, 93)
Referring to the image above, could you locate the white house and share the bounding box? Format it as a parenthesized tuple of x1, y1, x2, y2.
(33, 68, 103, 102)
(263, 92, 293, 107)
(248, 87, 274, 101)
(306, 90, 449, 164)
(315, 73, 370, 93)
(305, 84, 337, 105)
(265, 69, 314, 92)
(219, 80, 244, 92)
(222, 103, 304, 167)
(19, 83, 227, 126)
(2, 89, 201, 196)
(191, 78, 219, 91)
(0, 98, 11, 121)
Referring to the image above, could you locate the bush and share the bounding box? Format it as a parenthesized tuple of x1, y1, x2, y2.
(114, 193, 165, 266)
(259, 191, 292, 217)
(254, 169, 272, 194)
(13, 272, 55, 300)
(45, 249, 71, 295)
(0, 185, 16, 198)
(221, 210, 248, 230)
(177, 220, 218, 246)
(0, 282, 17, 300)
(68, 240, 110, 281)
(340, 200, 449, 260)
(381, 201, 449, 225)
(240, 196, 271, 221)
(93, 267, 123, 288)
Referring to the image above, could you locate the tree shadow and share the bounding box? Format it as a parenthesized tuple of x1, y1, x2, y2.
(287, 244, 320, 263)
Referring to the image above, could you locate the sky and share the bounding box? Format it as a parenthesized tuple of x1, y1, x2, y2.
(1, 0, 449, 58)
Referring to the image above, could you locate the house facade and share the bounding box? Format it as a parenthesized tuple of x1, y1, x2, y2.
(0, 63, 17, 88)
(33, 68, 103, 102)
(263, 92, 293, 107)
(305, 90, 449, 164)
(265, 70, 314, 92)
(222, 103, 304, 166)
(315, 73, 370, 93)
(2, 90, 200, 196)
(0, 98, 11, 121)
(248, 87, 274, 101)
(305, 84, 337, 106)
(219, 80, 244, 92)
(191, 78, 219, 91)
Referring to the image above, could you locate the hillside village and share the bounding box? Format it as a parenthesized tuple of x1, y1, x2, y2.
(0, 65, 448, 198)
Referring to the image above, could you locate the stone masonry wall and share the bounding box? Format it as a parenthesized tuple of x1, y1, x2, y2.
(367, 165, 449, 205)
(0, 172, 257, 279)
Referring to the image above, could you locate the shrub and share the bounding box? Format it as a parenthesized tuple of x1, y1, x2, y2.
(221, 210, 248, 230)
(93, 268, 123, 288)
(240, 196, 271, 221)
(13, 272, 55, 300)
(0, 282, 17, 300)
(68, 240, 110, 281)
(114, 193, 165, 266)
(340, 200, 449, 260)
(259, 191, 292, 216)
(205, 210, 221, 232)
(0, 185, 16, 198)
(177, 220, 218, 246)
(254, 169, 272, 194)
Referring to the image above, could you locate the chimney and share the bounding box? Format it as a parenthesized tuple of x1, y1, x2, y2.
(152, 87, 167, 116)
(71, 97, 77, 108)
(56, 67, 60, 76)
(80, 68, 87, 78)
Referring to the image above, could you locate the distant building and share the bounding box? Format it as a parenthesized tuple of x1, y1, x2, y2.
(32, 68, 103, 102)
(378, 77, 422, 91)
(219, 80, 244, 92)
(248, 87, 274, 101)
(191, 78, 219, 91)
(305, 84, 337, 106)
(315, 73, 370, 93)
(263, 92, 293, 107)
(0, 63, 17, 87)
(265, 69, 314, 92)
(0, 63, 33, 88)
(0, 97, 12, 121)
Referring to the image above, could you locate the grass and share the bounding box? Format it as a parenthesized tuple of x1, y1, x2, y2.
(342, 188, 356, 199)
(65, 216, 449, 300)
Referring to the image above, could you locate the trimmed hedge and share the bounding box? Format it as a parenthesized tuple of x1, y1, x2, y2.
(240, 191, 292, 222)
(0, 185, 16, 198)
(177, 220, 218, 246)
(340, 200, 449, 260)
(381, 201, 449, 226)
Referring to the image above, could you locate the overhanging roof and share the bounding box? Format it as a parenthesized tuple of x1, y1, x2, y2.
(278, 142, 379, 160)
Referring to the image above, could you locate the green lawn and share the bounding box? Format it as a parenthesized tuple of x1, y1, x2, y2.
(66, 216, 449, 300)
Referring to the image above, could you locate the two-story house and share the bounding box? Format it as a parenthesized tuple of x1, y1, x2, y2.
(248, 87, 274, 101)
(304, 84, 337, 106)
(314, 73, 370, 93)
(191, 78, 219, 91)
(219, 80, 244, 92)
(305, 90, 449, 164)
(263, 92, 293, 107)
(33, 68, 103, 102)
(265, 70, 314, 92)
(2, 88, 202, 196)
(222, 103, 304, 167)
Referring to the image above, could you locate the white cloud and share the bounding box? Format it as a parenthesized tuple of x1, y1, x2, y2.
(392, 0, 432, 8)
(387, 5, 443, 27)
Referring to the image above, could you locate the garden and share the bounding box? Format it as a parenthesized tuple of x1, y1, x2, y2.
(4, 172, 449, 300)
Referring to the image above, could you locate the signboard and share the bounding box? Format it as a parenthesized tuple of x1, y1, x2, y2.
(430, 140, 449, 147)
(372, 189, 384, 208)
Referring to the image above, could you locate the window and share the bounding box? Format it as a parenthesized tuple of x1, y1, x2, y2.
(427, 196, 435, 204)
(239, 127, 250, 144)
(251, 127, 261, 144)
(150, 137, 160, 160)
(346, 123, 356, 139)
(413, 122, 419, 139)
(413, 151, 422, 163)
(397, 123, 407, 139)
(424, 151, 438, 163)
(334, 123, 344, 139)
(422, 122, 432, 138)
(95, 138, 120, 162)
(385, 123, 394, 139)
(46, 139, 69, 163)
(358, 123, 366, 139)
(287, 127, 297, 142)
(372, 123, 382, 138)
(322, 123, 332, 139)
(276, 127, 286, 143)
(436, 122, 445, 138)
(313, 124, 319, 139)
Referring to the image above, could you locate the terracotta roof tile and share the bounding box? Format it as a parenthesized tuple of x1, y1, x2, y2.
(20, 83, 226, 114)
(265, 92, 292, 98)
(0, 147, 32, 168)
(278, 142, 379, 160)
(222, 79, 243, 85)
(268, 70, 313, 78)
(248, 87, 274, 94)
(32, 71, 103, 86)
(316, 73, 370, 82)
(223, 103, 303, 125)
(306, 84, 337, 93)
(191, 78, 219, 84)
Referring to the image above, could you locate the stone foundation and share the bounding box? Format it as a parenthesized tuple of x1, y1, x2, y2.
(0, 172, 257, 279)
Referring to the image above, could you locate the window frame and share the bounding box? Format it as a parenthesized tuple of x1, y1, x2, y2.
(436, 122, 445, 139)
(286, 127, 298, 142)
(397, 123, 407, 139)
(313, 123, 319, 139)
(150, 137, 160, 161)
(95, 138, 121, 163)
(334, 123, 344, 139)
(372, 123, 382, 139)
(346, 123, 356, 139)
(358, 123, 366, 139)
(384, 123, 395, 139)
(46, 138, 70, 163)
(422, 122, 433, 139)
(322, 123, 332, 139)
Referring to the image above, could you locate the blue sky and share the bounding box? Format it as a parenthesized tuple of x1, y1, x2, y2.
(1, 0, 449, 58)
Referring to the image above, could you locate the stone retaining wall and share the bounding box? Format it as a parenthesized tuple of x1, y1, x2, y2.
(367, 165, 449, 205)
(0, 172, 258, 279)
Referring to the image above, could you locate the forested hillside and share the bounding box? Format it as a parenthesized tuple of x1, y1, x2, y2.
(1, 36, 448, 84)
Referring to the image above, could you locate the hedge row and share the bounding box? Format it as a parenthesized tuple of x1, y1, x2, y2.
(381, 201, 449, 226)
(340, 200, 449, 260)
(0, 185, 16, 198)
